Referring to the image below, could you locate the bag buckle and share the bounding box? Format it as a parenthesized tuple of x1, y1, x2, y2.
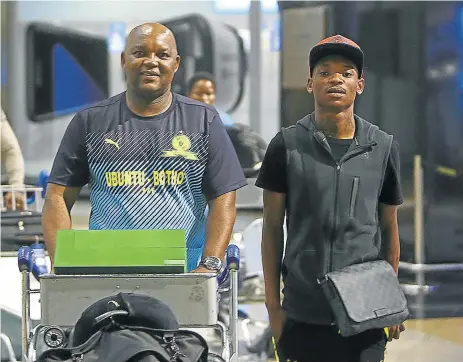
(163, 334, 186, 361)
(71, 354, 83, 362)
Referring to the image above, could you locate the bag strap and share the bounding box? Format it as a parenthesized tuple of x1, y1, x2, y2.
(375, 128, 394, 262)
(281, 125, 298, 168)
(377, 130, 394, 200)
(123, 326, 209, 362)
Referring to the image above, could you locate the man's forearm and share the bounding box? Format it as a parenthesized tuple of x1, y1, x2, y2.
(203, 194, 237, 260)
(262, 224, 284, 310)
(384, 226, 400, 274)
(42, 195, 72, 263)
(3, 150, 25, 186)
(1, 114, 25, 186)
(2, 143, 25, 186)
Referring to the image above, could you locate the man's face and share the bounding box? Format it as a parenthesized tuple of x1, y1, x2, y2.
(188, 79, 216, 105)
(121, 27, 180, 97)
(307, 55, 364, 110)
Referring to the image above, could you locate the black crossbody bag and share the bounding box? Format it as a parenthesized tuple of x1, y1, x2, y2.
(318, 259, 410, 337)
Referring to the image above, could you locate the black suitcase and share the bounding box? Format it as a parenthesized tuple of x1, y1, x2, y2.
(1, 210, 44, 252)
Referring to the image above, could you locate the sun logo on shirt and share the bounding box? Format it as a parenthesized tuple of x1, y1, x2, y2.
(161, 134, 198, 160)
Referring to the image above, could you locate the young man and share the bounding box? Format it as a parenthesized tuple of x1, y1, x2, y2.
(256, 35, 404, 362)
(42, 23, 247, 273)
(187, 72, 235, 126)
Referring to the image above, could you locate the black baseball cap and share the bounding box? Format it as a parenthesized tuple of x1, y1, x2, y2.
(309, 34, 364, 76)
(72, 293, 179, 345)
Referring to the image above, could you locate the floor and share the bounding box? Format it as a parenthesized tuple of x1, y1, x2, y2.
(384, 318, 463, 362)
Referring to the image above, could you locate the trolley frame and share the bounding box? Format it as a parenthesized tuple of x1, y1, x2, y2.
(1, 184, 45, 213)
(19, 246, 240, 362)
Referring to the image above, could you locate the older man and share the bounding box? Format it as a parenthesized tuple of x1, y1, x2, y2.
(42, 23, 246, 272)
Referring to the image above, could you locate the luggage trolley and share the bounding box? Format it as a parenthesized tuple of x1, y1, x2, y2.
(18, 244, 241, 362)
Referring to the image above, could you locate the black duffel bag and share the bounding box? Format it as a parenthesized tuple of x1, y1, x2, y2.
(36, 328, 212, 362)
(35, 293, 222, 362)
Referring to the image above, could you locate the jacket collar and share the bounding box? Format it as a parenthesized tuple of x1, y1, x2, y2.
(297, 112, 377, 147)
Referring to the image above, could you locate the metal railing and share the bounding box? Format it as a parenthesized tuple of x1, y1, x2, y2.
(399, 155, 463, 272)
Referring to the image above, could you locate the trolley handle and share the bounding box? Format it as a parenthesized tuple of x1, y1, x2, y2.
(24, 169, 49, 205)
(17, 240, 241, 285)
(217, 244, 240, 286)
(18, 246, 33, 272)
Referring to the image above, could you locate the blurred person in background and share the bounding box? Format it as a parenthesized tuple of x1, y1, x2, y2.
(42, 23, 246, 272)
(1, 108, 26, 210)
(187, 71, 235, 126)
(256, 35, 404, 362)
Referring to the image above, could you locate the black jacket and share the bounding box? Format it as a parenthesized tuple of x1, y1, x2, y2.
(281, 113, 393, 325)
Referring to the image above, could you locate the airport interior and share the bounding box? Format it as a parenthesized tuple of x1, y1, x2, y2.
(1, 1, 462, 361)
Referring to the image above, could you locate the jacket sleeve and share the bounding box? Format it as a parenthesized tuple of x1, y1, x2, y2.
(1, 109, 25, 186)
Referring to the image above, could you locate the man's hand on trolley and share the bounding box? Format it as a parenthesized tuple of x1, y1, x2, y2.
(388, 323, 406, 341)
(3, 191, 26, 211)
(190, 266, 212, 273)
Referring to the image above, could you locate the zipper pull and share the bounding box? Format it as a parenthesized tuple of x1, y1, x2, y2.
(72, 354, 83, 362)
(163, 335, 186, 361)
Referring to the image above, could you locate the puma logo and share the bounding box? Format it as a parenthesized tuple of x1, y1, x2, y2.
(105, 138, 120, 150)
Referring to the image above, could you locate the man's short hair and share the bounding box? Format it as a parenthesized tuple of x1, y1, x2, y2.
(187, 72, 216, 93)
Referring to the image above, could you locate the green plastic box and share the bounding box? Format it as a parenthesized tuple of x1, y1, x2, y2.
(54, 229, 186, 275)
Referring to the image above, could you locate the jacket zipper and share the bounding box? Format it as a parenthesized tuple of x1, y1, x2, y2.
(329, 144, 374, 272)
(330, 162, 341, 272)
(313, 135, 375, 274)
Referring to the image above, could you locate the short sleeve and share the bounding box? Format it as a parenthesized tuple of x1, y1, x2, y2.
(255, 131, 288, 193)
(379, 140, 403, 205)
(48, 112, 90, 187)
(202, 115, 247, 200)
